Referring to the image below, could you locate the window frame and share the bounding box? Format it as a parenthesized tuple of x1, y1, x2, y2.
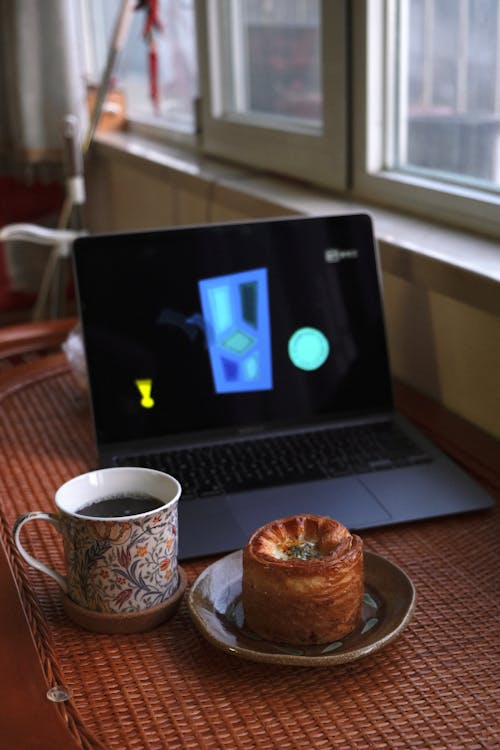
(196, 0, 349, 192)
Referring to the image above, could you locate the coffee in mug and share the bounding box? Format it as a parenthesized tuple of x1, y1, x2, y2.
(76, 493, 164, 518)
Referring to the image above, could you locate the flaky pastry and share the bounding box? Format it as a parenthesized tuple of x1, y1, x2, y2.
(242, 514, 364, 644)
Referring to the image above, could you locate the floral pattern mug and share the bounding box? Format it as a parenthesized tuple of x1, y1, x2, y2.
(13, 467, 181, 614)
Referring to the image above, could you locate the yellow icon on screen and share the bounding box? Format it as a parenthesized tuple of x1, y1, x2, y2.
(135, 379, 155, 409)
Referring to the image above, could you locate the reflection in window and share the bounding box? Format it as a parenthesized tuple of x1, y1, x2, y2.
(219, 0, 322, 128)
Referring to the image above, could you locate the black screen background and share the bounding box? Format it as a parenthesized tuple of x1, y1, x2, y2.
(73, 214, 393, 446)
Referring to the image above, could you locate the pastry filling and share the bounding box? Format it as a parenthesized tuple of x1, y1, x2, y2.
(268, 539, 322, 560)
(286, 541, 321, 560)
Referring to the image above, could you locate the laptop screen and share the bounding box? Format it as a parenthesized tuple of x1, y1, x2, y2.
(73, 213, 393, 448)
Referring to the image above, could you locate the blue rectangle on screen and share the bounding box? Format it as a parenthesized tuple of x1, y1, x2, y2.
(198, 268, 272, 394)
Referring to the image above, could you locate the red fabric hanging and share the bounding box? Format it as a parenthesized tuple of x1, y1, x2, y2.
(135, 0, 163, 114)
(148, 41, 159, 111)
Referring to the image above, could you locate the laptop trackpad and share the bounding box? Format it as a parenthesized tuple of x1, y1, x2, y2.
(229, 477, 390, 534)
(178, 477, 390, 559)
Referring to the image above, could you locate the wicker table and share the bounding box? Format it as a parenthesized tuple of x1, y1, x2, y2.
(0, 353, 498, 750)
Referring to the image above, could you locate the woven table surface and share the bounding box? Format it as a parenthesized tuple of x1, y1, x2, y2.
(0, 355, 499, 750)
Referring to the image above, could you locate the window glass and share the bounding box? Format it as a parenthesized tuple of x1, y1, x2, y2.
(86, 0, 198, 133)
(219, 0, 322, 129)
(395, 0, 500, 192)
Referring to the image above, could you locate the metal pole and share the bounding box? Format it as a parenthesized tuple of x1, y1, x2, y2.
(82, 0, 135, 155)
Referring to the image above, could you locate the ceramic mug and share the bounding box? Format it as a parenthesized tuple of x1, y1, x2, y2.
(13, 467, 181, 615)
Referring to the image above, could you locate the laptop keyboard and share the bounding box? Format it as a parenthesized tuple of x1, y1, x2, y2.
(115, 421, 431, 500)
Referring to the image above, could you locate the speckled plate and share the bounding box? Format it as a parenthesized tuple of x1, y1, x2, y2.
(188, 550, 416, 666)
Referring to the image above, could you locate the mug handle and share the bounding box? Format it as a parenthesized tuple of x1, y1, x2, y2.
(13, 512, 68, 593)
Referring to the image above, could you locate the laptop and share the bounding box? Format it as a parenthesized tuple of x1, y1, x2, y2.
(72, 213, 494, 558)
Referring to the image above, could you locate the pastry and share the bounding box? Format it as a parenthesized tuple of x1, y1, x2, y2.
(242, 514, 364, 644)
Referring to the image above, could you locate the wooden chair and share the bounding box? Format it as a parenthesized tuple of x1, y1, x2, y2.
(0, 317, 78, 370)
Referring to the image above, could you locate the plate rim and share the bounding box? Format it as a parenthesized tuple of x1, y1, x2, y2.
(187, 549, 416, 666)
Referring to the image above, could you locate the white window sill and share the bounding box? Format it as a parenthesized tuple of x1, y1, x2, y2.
(92, 130, 500, 319)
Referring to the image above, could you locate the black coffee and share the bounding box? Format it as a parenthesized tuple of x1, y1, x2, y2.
(76, 493, 164, 518)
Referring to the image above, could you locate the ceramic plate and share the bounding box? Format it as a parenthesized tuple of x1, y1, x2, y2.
(188, 550, 416, 666)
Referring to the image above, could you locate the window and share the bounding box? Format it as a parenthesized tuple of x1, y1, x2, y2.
(216, 0, 322, 128)
(353, 0, 500, 237)
(198, 0, 348, 190)
(80, 0, 500, 238)
(396, 0, 500, 191)
(80, 0, 198, 136)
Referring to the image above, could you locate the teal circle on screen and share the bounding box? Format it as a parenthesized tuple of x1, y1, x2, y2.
(288, 327, 330, 371)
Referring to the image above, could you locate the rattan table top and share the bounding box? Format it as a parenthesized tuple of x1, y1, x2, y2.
(0, 354, 498, 750)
